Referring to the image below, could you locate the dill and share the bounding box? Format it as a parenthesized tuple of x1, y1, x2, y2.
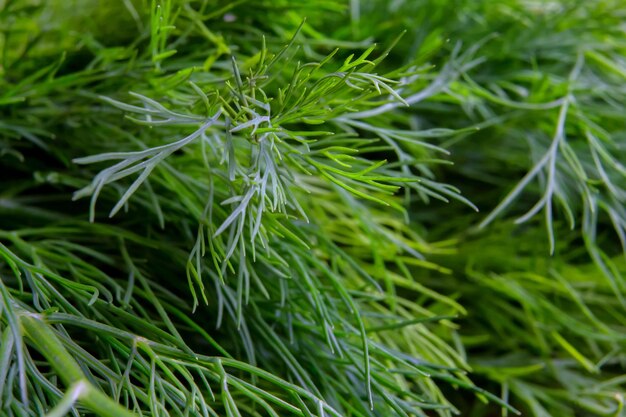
(1, 1, 625, 417)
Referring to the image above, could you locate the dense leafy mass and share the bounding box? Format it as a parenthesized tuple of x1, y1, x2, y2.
(1, 1, 625, 416)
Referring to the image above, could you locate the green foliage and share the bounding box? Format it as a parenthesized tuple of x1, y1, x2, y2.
(1, 1, 625, 417)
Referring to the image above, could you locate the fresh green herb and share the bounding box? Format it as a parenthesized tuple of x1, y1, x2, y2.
(1, 1, 625, 417)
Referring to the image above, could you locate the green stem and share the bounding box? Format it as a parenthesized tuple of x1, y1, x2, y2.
(19, 311, 137, 417)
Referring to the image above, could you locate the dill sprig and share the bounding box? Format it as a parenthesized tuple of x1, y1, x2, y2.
(1, 1, 625, 417)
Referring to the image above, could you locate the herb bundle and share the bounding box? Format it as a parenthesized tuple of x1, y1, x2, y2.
(1, 1, 625, 416)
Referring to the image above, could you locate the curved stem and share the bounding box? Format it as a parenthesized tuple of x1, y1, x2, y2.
(19, 310, 137, 417)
